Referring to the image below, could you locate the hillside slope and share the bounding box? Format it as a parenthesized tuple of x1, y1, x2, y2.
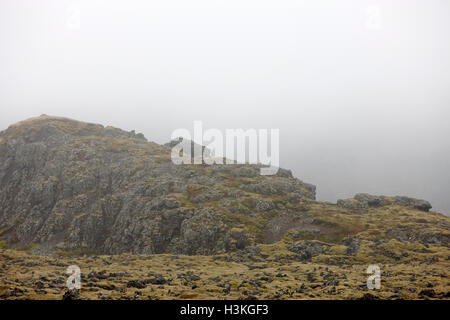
(0, 115, 316, 255)
(0, 115, 449, 300)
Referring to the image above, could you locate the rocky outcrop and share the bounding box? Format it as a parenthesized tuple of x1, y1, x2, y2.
(342, 237, 360, 255)
(337, 193, 432, 212)
(385, 228, 449, 246)
(241, 178, 315, 199)
(0, 115, 441, 257)
(288, 240, 330, 262)
(0, 115, 316, 255)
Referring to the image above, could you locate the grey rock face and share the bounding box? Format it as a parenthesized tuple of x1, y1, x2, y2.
(337, 193, 432, 212)
(0, 116, 316, 255)
(393, 196, 432, 212)
(288, 241, 329, 262)
(254, 200, 275, 212)
(342, 237, 360, 255)
(385, 228, 450, 246)
(241, 178, 315, 199)
(336, 199, 369, 210)
(177, 209, 230, 255)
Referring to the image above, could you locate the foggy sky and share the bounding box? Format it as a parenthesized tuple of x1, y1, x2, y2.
(1, 0, 449, 214)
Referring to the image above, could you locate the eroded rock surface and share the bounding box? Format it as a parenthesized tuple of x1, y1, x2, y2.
(337, 193, 432, 212)
(0, 116, 316, 255)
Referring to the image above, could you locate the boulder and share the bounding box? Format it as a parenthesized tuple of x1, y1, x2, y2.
(337, 194, 432, 212)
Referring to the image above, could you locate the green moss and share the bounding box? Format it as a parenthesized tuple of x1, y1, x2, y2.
(16, 243, 38, 252)
(0, 226, 12, 236)
(0, 240, 8, 249)
(58, 247, 101, 257)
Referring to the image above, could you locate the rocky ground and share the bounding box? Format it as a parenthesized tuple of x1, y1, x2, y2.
(0, 116, 449, 300)
(0, 233, 449, 300)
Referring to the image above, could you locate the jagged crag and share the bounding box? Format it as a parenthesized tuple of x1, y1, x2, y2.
(0, 115, 449, 300)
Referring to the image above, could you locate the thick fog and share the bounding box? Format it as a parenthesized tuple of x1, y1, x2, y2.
(1, 0, 449, 214)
